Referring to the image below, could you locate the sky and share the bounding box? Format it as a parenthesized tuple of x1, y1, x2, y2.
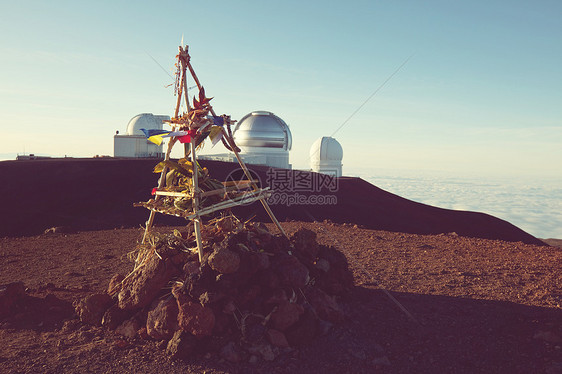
(0, 0, 560, 177)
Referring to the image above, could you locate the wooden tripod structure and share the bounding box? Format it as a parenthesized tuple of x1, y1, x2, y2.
(140, 45, 287, 263)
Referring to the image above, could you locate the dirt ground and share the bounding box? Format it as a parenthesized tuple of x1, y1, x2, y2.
(1, 221, 561, 373)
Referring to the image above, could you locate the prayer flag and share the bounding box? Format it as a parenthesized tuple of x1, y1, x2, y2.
(178, 129, 198, 144)
(213, 116, 224, 126)
(209, 126, 223, 146)
(140, 129, 171, 145)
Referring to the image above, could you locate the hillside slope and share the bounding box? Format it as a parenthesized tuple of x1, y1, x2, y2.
(0, 158, 544, 245)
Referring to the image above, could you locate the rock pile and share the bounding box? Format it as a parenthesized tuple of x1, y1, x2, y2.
(75, 217, 354, 362)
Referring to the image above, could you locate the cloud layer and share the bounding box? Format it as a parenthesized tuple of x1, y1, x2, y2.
(350, 168, 562, 239)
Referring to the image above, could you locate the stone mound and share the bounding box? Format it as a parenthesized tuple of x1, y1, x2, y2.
(75, 217, 354, 362)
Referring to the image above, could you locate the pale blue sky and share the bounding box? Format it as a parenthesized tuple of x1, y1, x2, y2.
(0, 0, 560, 177)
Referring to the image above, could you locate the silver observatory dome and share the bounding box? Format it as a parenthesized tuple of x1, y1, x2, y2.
(233, 111, 292, 151)
(232, 111, 292, 169)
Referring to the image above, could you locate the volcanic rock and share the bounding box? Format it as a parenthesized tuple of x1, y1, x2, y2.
(176, 296, 215, 337)
(183, 261, 200, 276)
(146, 297, 179, 340)
(107, 273, 124, 295)
(185, 264, 217, 300)
(266, 329, 290, 348)
(275, 254, 310, 288)
(208, 246, 240, 274)
(291, 228, 319, 259)
(212, 310, 232, 335)
(241, 315, 267, 343)
(222, 300, 236, 315)
(264, 289, 288, 305)
(315, 245, 354, 295)
(115, 317, 141, 339)
(285, 306, 318, 346)
(118, 256, 179, 310)
(43, 226, 75, 234)
(318, 245, 352, 280)
(262, 234, 291, 254)
(166, 330, 197, 360)
(255, 269, 280, 289)
(314, 258, 330, 273)
(270, 302, 304, 331)
(0, 282, 26, 318)
(247, 342, 275, 361)
(198, 291, 224, 306)
(74, 293, 113, 325)
(248, 251, 270, 272)
(102, 303, 130, 330)
(237, 284, 262, 307)
(220, 341, 243, 363)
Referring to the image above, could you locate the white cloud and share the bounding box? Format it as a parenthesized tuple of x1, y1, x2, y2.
(347, 167, 562, 239)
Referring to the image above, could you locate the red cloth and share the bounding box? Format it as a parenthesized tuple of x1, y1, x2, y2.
(178, 129, 198, 144)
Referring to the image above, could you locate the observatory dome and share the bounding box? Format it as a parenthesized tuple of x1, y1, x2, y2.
(310, 136, 343, 162)
(310, 136, 343, 177)
(114, 113, 169, 158)
(232, 111, 292, 169)
(126, 113, 167, 136)
(233, 111, 292, 151)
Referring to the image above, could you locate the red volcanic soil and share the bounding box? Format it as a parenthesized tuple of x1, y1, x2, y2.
(0, 223, 561, 373)
(1, 159, 560, 373)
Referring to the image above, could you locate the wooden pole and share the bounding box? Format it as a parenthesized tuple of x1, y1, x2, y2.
(179, 46, 204, 262)
(174, 77, 183, 118)
(142, 45, 189, 245)
(181, 50, 192, 157)
(141, 137, 177, 245)
(184, 56, 217, 118)
(176, 45, 191, 117)
(191, 139, 204, 262)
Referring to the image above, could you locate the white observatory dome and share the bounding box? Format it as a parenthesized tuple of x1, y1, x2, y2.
(232, 111, 292, 169)
(126, 113, 167, 136)
(310, 136, 343, 177)
(114, 113, 169, 158)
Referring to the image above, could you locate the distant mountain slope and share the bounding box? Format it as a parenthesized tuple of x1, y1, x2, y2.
(0, 158, 545, 245)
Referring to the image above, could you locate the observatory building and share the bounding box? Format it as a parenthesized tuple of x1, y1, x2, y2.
(310, 136, 343, 177)
(201, 111, 292, 169)
(233, 111, 292, 169)
(114, 113, 169, 158)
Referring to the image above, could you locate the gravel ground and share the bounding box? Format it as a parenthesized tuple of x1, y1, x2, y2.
(1, 221, 561, 373)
